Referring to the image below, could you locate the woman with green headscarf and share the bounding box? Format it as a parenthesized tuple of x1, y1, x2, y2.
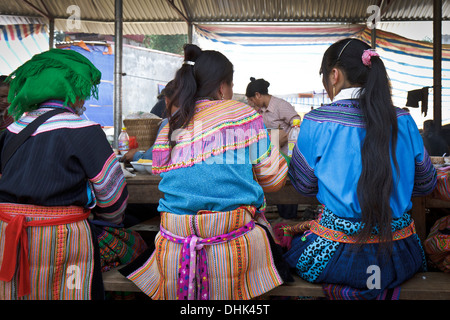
(0, 49, 146, 300)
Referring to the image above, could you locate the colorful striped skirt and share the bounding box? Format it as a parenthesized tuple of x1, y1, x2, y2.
(283, 206, 427, 300)
(121, 206, 284, 300)
(0, 203, 98, 300)
(424, 215, 450, 272)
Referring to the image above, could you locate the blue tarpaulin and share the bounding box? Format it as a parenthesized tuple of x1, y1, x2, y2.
(62, 43, 114, 127)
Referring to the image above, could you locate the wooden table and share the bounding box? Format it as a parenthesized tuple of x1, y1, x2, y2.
(126, 173, 449, 241)
(126, 173, 319, 206)
(126, 173, 163, 204)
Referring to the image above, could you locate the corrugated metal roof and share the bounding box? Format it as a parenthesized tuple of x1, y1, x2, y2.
(0, 0, 449, 35)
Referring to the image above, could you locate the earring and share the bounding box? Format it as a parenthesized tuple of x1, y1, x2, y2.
(332, 86, 336, 99)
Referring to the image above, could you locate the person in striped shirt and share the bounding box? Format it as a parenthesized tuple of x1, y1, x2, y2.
(0, 49, 145, 300)
(246, 77, 302, 222)
(121, 44, 292, 300)
(245, 77, 301, 156)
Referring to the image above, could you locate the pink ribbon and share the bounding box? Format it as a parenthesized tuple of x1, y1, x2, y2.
(160, 220, 255, 300)
(362, 49, 379, 67)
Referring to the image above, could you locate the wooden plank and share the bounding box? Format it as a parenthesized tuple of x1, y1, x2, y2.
(268, 272, 450, 299)
(128, 216, 161, 232)
(399, 272, 450, 300)
(425, 197, 450, 208)
(125, 174, 320, 205)
(267, 277, 325, 297)
(102, 268, 450, 300)
(103, 268, 141, 292)
(126, 174, 164, 203)
(265, 182, 319, 205)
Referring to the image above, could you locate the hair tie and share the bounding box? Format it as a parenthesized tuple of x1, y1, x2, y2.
(362, 49, 379, 68)
(184, 60, 195, 66)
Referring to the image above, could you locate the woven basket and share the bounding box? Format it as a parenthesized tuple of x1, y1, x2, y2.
(123, 118, 163, 150)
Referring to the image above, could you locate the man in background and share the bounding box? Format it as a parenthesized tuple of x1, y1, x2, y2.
(0, 76, 14, 132)
(422, 119, 449, 156)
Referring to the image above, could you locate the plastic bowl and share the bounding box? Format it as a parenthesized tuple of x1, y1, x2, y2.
(130, 161, 146, 172)
(142, 162, 153, 174)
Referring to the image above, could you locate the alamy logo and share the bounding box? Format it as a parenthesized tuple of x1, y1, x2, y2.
(366, 265, 381, 289)
(168, 121, 281, 173)
(366, 5, 381, 29)
(66, 265, 81, 290)
(66, 5, 81, 30)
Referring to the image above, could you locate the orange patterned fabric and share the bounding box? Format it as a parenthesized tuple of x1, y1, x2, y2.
(127, 206, 283, 300)
(424, 215, 450, 272)
(0, 203, 94, 300)
(308, 220, 416, 244)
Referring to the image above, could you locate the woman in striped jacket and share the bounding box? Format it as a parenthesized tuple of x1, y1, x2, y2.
(121, 44, 291, 300)
(0, 49, 138, 299)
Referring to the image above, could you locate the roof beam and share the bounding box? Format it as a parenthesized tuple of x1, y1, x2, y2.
(166, 0, 193, 42)
(21, 0, 54, 48)
(166, 0, 190, 24)
(21, 0, 50, 19)
(379, 0, 396, 18)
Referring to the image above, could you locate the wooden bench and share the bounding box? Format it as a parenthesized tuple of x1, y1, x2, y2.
(102, 267, 450, 300)
(128, 215, 160, 233)
(118, 217, 450, 300)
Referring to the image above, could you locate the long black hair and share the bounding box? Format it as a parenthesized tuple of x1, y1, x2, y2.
(320, 38, 399, 249)
(167, 44, 234, 148)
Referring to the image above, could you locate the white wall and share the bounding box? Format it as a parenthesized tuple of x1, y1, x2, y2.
(118, 44, 183, 117)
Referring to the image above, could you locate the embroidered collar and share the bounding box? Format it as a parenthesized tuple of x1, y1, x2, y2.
(39, 99, 76, 114)
(196, 97, 215, 102)
(152, 100, 267, 173)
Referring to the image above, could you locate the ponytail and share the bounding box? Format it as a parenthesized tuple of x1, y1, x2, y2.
(167, 44, 234, 149)
(168, 44, 202, 148)
(358, 53, 399, 250)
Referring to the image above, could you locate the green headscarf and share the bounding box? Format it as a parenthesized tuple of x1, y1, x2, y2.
(7, 48, 101, 120)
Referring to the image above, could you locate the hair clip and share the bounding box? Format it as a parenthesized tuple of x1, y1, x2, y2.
(337, 40, 353, 61)
(362, 49, 379, 68)
(184, 60, 195, 66)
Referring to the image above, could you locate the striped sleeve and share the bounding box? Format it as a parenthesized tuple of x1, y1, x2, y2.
(288, 143, 318, 196)
(74, 125, 128, 224)
(412, 147, 437, 196)
(89, 153, 128, 223)
(252, 142, 288, 192)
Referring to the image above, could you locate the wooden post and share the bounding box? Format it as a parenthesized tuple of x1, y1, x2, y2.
(48, 18, 54, 49)
(411, 197, 427, 242)
(371, 27, 376, 49)
(187, 22, 193, 44)
(433, 0, 442, 131)
(113, 0, 123, 149)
